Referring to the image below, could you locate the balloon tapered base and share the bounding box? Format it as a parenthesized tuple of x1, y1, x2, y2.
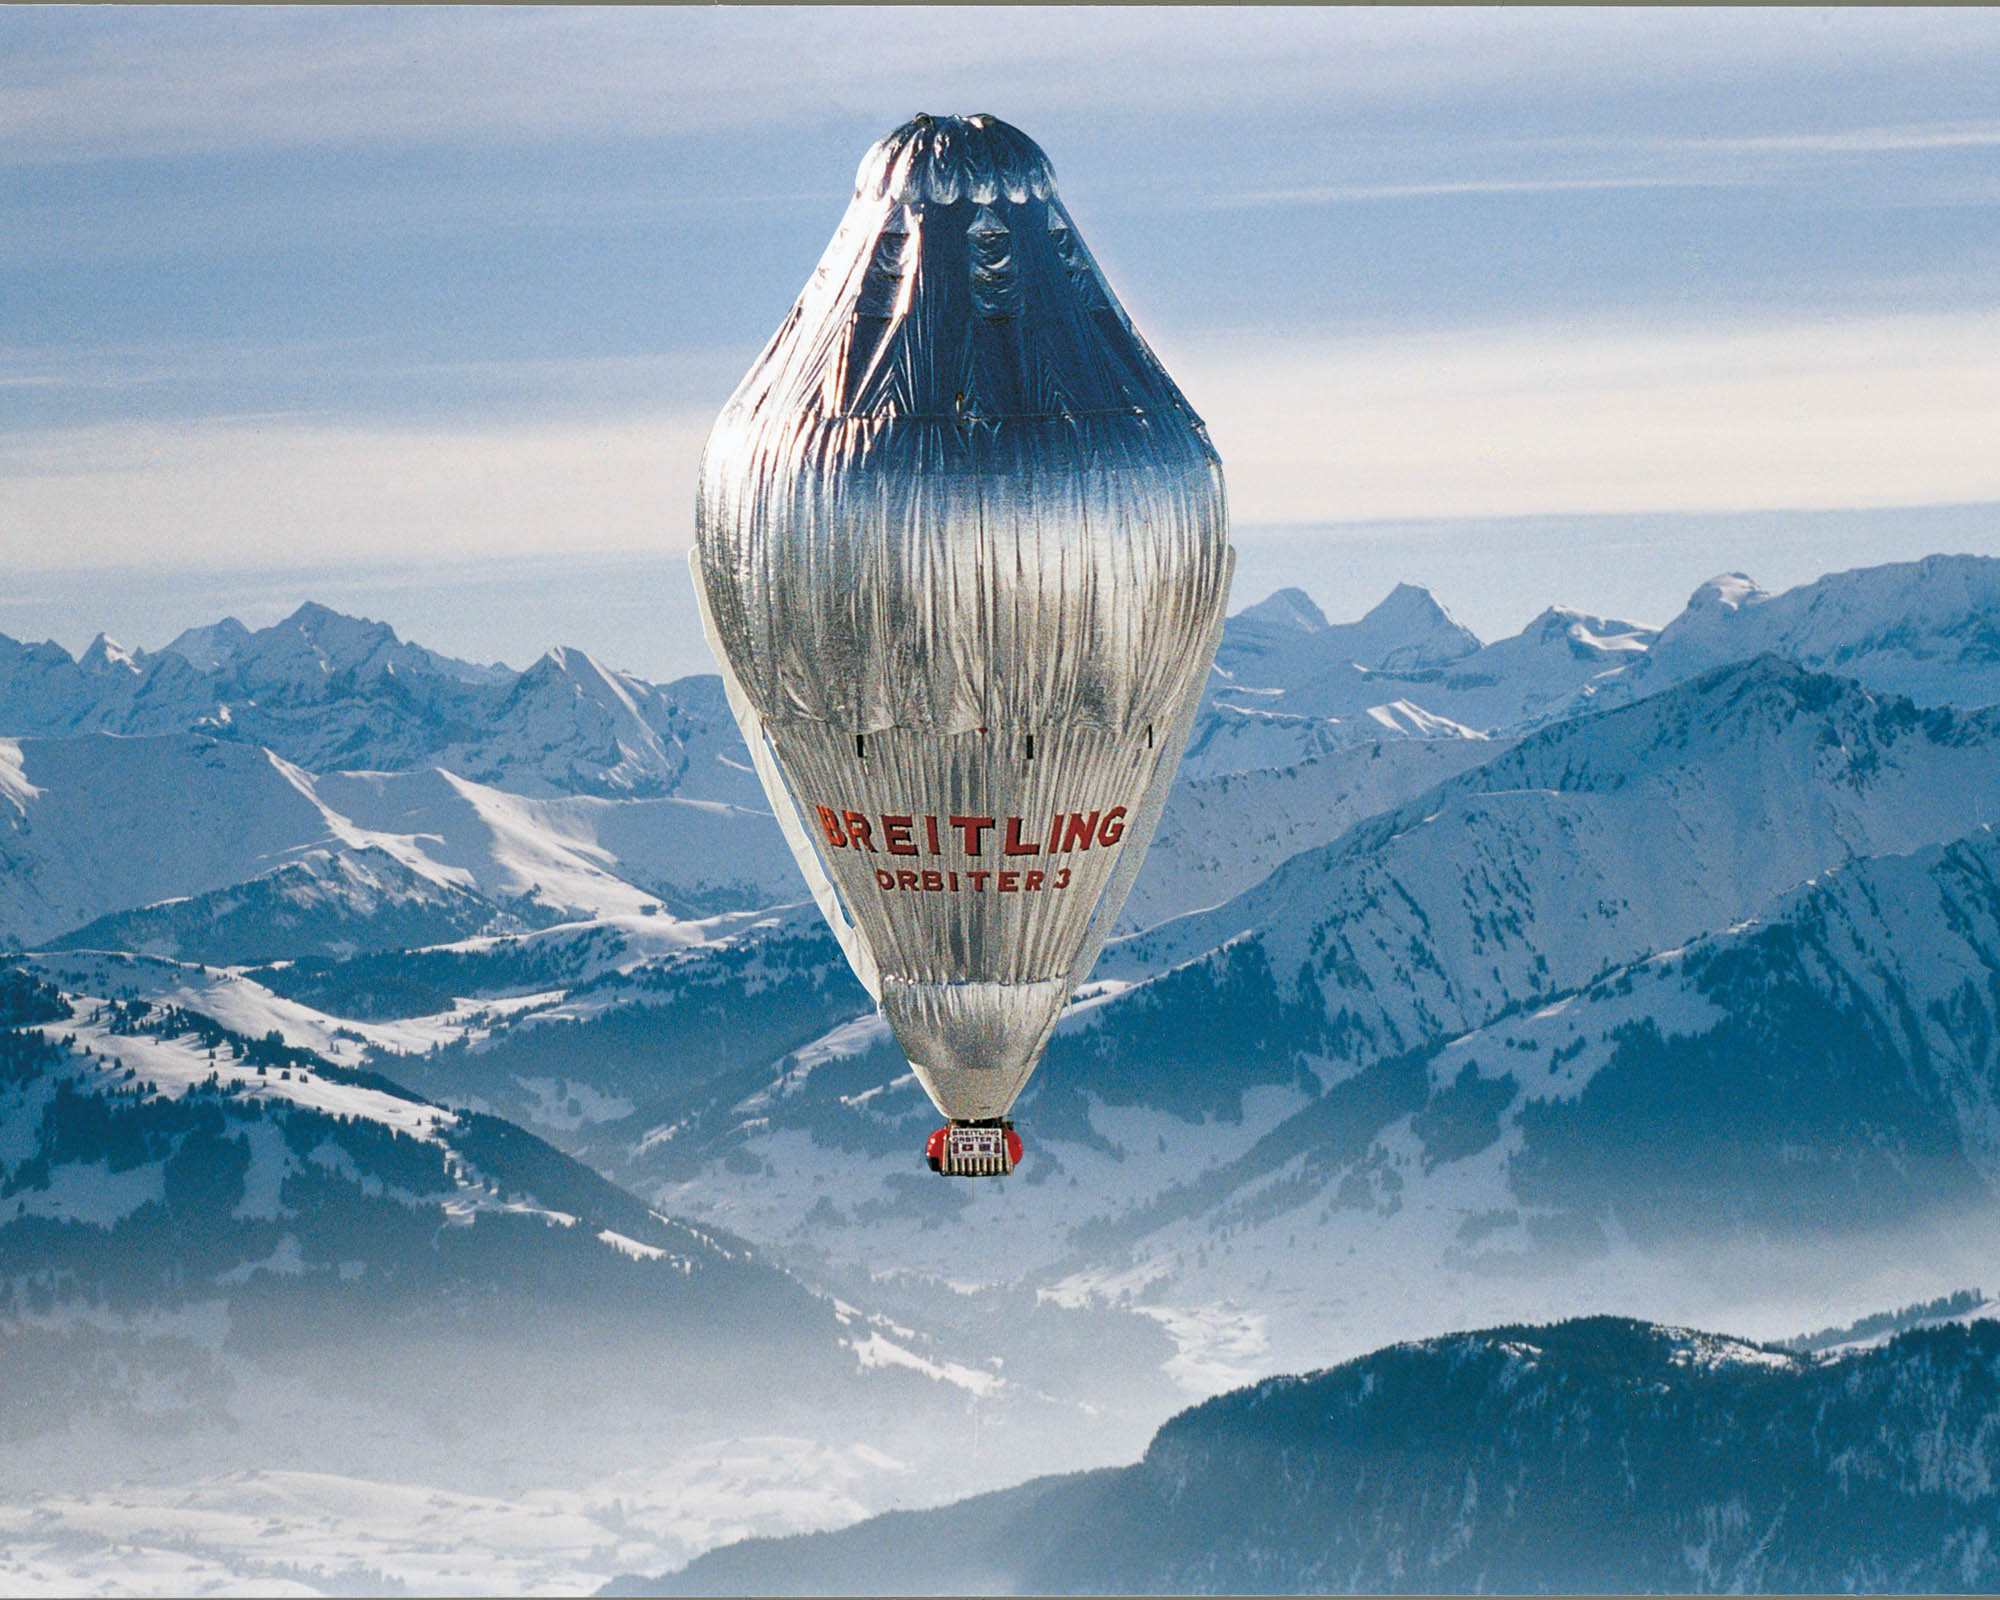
(926, 1120, 1023, 1178)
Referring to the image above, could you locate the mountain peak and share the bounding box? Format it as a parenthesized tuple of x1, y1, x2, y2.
(239, 604, 509, 687)
(77, 633, 141, 675)
(279, 600, 394, 642)
(1687, 572, 1768, 614)
(1358, 583, 1482, 670)
(1234, 587, 1328, 633)
(1365, 582, 1459, 629)
(160, 616, 253, 672)
(524, 645, 624, 688)
(536, 643, 590, 672)
(1215, 581, 1481, 694)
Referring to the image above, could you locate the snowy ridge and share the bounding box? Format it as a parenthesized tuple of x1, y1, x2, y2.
(1213, 582, 1481, 686)
(0, 733, 792, 950)
(1580, 553, 2000, 716)
(49, 845, 507, 966)
(1110, 657, 2000, 1053)
(9, 560, 2000, 816)
(1122, 733, 1502, 930)
(1195, 556, 2000, 761)
(0, 969, 694, 1263)
(1200, 590, 1659, 749)
(0, 603, 755, 804)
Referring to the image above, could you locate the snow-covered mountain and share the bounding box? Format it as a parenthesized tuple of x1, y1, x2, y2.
(13, 551, 2000, 1590)
(0, 732, 791, 951)
(48, 845, 511, 964)
(641, 1316, 2000, 1596)
(1418, 823, 2000, 1249)
(0, 604, 757, 804)
(477, 660, 2000, 1379)
(1212, 582, 1481, 685)
(1112, 656, 2000, 1072)
(164, 600, 511, 687)
(1587, 553, 2000, 715)
(1123, 734, 1503, 930)
(444, 648, 755, 803)
(0, 954, 1180, 1587)
(10, 557, 2000, 815)
(1193, 554, 2000, 766)
(1195, 593, 1656, 762)
(0, 958, 851, 1415)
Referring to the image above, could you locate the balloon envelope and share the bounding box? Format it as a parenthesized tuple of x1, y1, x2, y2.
(695, 113, 1232, 1122)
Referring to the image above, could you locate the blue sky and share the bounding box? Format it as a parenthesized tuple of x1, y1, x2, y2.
(4, 7, 2000, 672)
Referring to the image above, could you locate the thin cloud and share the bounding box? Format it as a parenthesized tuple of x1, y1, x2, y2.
(6, 8, 1999, 165)
(0, 411, 714, 565)
(1164, 308, 2000, 525)
(1204, 174, 1757, 210)
(8, 310, 1999, 573)
(1677, 119, 2000, 157)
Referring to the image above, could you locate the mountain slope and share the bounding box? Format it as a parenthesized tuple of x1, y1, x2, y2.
(1108, 657, 2000, 1060)
(1124, 733, 1504, 930)
(1420, 822, 2000, 1250)
(0, 733, 792, 951)
(634, 1316, 2000, 1596)
(47, 845, 515, 964)
(1006, 821, 2000, 1360)
(1586, 554, 2000, 716)
(0, 735, 349, 949)
(592, 663, 2000, 1370)
(0, 964, 822, 1354)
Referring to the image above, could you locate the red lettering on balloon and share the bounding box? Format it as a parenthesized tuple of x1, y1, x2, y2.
(1024, 870, 1044, 890)
(896, 869, 919, 890)
(968, 869, 990, 890)
(821, 800, 1125, 866)
(950, 814, 994, 855)
(998, 871, 1019, 892)
(921, 869, 943, 891)
(874, 868, 895, 889)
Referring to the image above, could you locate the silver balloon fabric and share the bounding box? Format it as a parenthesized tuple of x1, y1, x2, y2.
(694, 113, 1233, 1123)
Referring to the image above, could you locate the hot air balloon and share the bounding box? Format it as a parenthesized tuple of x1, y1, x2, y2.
(694, 113, 1232, 1177)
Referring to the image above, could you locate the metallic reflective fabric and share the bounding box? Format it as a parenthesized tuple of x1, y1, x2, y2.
(695, 113, 1233, 1122)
